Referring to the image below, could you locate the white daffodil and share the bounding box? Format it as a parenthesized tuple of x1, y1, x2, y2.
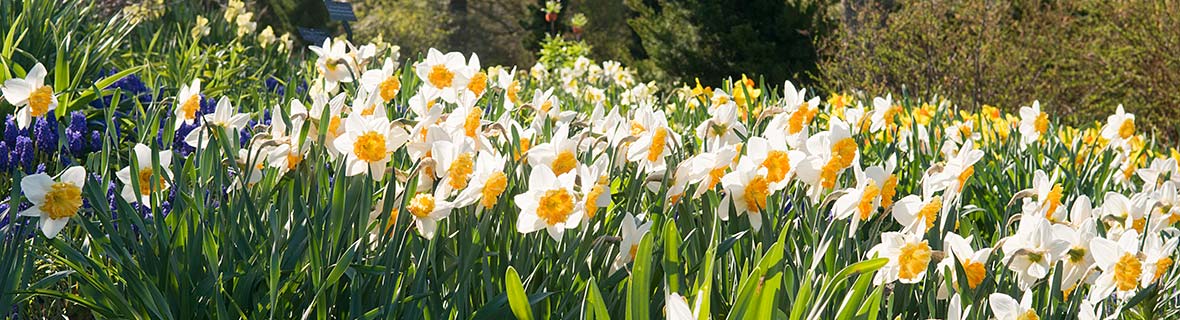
(927, 139, 983, 213)
(1001, 215, 1070, 290)
(868, 94, 897, 133)
(18, 166, 86, 238)
(745, 136, 804, 192)
(1100, 104, 1135, 148)
(173, 78, 203, 127)
(333, 115, 409, 178)
(695, 102, 746, 150)
(185, 96, 250, 150)
(309, 38, 355, 87)
(989, 290, 1039, 320)
(2, 63, 57, 129)
(515, 165, 583, 242)
(947, 293, 972, 320)
(432, 138, 476, 197)
(454, 150, 509, 211)
(1140, 233, 1177, 286)
(720, 158, 770, 231)
(627, 121, 676, 175)
(527, 125, 582, 176)
(415, 48, 471, 104)
(1024, 170, 1065, 223)
(404, 188, 454, 240)
(1089, 229, 1144, 300)
(116, 143, 174, 205)
(891, 192, 943, 234)
(1101, 192, 1153, 238)
(360, 58, 401, 104)
(867, 230, 931, 285)
(665, 292, 700, 320)
(266, 102, 311, 174)
(579, 156, 612, 220)
(939, 232, 992, 296)
(833, 165, 887, 237)
(795, 119, 857, 200)
(1018, 100, 1048, 148)
(611, 213, 652, 271)
(1051, 217, 1096, 296)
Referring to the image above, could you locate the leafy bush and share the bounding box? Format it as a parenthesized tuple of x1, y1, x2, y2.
(817, 0, 1180, 142)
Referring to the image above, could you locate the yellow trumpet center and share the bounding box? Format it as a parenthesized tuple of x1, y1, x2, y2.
(181, 96, 201, 120)
(536, 188, 574, 226)
(742, 175, 770, 213)
(379, 76, 400, 102)
(407, 193, 435, 218)
(1118, 118, 1135, 139)
(480, 172, 508, 208)
(761, 150, 791, 184)
(1114, 252, 1142, 291)
(648, 127, 668, 162)
(428, 64, 454, 89)
(353, 131, 388, 163)
(42, 182, 83, 220)
(552, 150, 577, 176)
(28, 86, 54, 117)
(897, 241, 931, 281)
(447, 152, 475, 190)
(857, 181, 880, 220)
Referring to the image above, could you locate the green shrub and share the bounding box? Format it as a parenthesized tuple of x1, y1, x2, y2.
(817, 0, 1180, 142)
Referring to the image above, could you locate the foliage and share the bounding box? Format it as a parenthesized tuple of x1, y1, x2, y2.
(817, 0, 1180, 143)
(623, 0, 835, 87)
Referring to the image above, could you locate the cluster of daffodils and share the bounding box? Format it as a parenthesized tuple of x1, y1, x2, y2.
(5, 9, 1180, 318)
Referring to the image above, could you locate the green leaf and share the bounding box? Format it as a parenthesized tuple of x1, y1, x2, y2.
(627, 232, 655, 320)
(663, 222, 683, 294)
(505, 266, 534, 320)
(584, 277, 609, 320)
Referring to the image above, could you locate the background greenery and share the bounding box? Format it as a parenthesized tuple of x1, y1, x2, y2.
(256, 0, 1178, 143)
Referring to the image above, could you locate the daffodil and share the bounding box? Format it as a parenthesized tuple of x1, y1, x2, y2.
(405, 188, 454, 240)
(173, 78, 203, 127)
(940, 232, 992, 293)
(579, 157, 612, 220)
(720, 159, 771, 231)
(360, 57, 401, 104)
(309, 38, 356, 88)
(626, 119, 675, 175)
(832, 165, 888, 237)
(333, 115, 409, 178)
(1089, 229, 1144, 300)
(2, 63, 57, 129)
(116, 143, 174, 205)
(1101, 104, 1135, 149)
(1000, 215, 1070, 290)
(867, 230, 932, 284)
(184, 97, 250, 150)
(415, 48, 471, 104)
(744, 136, 804, 193)
(611, 213, 652, 271)
(18, 166, 86, 238)
(431, 138, 476, 196)
(454, 150, 508, 211)
(1018, 100, 1049, 148)
(1100, 192, 1152, 237)
(795, 119, 857, 200)
(527, 125, 581, 176)
(989, 291, 1039, 320)
(515, 165, 583, 241)
(891, 191, 943, 233)
(1140, 232, 1177, 285)
(1051, 215, 1096, 296)
(694, 102, 746, 150)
